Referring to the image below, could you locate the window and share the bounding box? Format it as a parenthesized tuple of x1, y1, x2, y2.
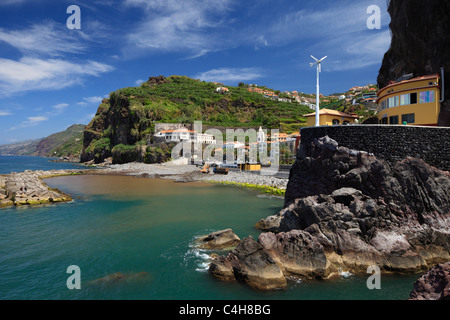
(388, 96, 399, 108)
(410, 92, 417, 104)
(332, 119, 340, 125)
(389, 115, 399, 125)
(380, 117, 388, 124)
(400, 94, 410, 106)
(381, 100, 386, 110)
(402, 113, 415, 124)
(419, 90, 435, 103)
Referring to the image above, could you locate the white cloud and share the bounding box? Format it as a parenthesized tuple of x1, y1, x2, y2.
(84, 96, 104, 104)
(0, 0, 26, 5)
(0, 57, 113, 96)
(135, 79, 145, 86)
(52, 103, 69, 110)
(9, 116, 48, 130)
(310, 30, 391, 72)
(246, 0, 391, 72)
(124, 0, 233, 57)
(0, 21, 88, 57)
(0, 111, 11, 116)
(194, 67, 264, 83)
(50, 103, 69, 115)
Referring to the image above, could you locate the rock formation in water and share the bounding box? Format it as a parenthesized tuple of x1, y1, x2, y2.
(409, 262, 450, 300)
(197, 229, 241, 250)
(377, 0, 450, 126)
(209, 137, 450, 291)
(0, 170, 82, 208)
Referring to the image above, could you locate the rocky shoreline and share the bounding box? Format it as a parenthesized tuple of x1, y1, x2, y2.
(91, 161, 288, 191)
(208, 136, 450, 291)
(0, 169, 87, 208)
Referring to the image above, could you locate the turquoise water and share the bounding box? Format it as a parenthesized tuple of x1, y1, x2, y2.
(0, 159, 420, 300)
(0, 156, 86, 174)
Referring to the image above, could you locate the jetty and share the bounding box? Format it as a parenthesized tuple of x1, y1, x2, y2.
(0, 169, 86, 208)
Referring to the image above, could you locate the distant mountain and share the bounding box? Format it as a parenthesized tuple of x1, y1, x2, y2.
(33, 124, 85, 158)
(0, 124, 86, 160)
(0, 139, 41, 156)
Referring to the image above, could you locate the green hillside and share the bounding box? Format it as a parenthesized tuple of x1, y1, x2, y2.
(81, 75, 313, 163)
(35, 124, 85, 158)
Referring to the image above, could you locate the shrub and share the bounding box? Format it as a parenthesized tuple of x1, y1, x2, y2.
(111, 144, 138, 164)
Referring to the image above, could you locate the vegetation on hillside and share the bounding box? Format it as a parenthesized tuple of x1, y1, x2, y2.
(34, 124, 85, 158)
(82, 76, 313, 164)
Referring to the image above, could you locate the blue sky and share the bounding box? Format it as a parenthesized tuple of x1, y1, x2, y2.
(0, 0, 391, 144)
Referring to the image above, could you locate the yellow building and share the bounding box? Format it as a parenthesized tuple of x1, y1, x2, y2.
(376, 74, 441, 126)
(304, 109, 359, 127)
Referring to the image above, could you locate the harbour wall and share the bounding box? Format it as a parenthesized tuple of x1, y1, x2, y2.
(299, 125, 450, 172)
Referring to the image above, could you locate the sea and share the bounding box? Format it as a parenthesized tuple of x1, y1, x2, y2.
(0, 156, 420, 300)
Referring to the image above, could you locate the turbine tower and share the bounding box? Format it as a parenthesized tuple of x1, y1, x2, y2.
(310, 55, 327, 127)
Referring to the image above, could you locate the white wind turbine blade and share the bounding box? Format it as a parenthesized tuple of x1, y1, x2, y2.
(311, 55, 319, 62)
(319, 56, 328, 62)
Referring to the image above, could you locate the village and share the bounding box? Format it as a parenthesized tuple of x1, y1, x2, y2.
(149, 70, 444, 177)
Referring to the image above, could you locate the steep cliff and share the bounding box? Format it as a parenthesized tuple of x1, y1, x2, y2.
(377, 0, 450, 126)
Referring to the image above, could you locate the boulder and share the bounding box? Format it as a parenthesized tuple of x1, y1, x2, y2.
(258, 230, 331, 279)
(209, 236, 287, 291)
(197, 229, 241, 250)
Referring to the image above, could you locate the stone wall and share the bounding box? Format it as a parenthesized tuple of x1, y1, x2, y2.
(299, 125, 450, 172)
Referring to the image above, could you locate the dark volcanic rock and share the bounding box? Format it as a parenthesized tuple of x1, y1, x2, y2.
(409, 262, 450, 300)
(377, 0, 450, 126)
(210, 136, 450, 290)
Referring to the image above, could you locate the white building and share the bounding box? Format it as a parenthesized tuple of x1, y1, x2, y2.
(154, 129, 216, 144)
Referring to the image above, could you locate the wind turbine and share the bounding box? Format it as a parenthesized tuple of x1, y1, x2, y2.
(310, 55, 327, 126)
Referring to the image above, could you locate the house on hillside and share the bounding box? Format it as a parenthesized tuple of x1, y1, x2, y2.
(216, 87, 229, 94)
(304, 109, 359, 127)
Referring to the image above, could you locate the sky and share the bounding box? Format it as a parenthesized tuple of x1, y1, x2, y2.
(0, 0, 391, 145)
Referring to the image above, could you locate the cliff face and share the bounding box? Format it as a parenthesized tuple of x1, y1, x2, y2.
(377, 0, 450, 126)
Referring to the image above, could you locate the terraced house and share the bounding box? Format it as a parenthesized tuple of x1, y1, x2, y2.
(376, 74, 442, 126)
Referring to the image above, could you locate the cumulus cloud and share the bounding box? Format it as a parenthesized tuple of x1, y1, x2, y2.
(9, 116, 48, 130)
(0, 57, 113, 96)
